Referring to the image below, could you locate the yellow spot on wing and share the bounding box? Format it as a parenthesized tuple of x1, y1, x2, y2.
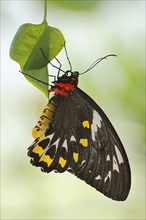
(39, 155, 53, 166)
(82, 120, 90, 128)
(73, 152, 79, 162)
(32, 145, 43, 156)
(59, 157, 67, 168)
(80, 138, 88, 147)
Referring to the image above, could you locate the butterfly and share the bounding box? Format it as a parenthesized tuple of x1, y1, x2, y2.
(27, 52, 131, 201)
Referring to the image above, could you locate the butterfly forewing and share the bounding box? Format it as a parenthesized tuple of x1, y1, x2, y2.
(28, 85, 131, 201)
(76, 88, 131, 200)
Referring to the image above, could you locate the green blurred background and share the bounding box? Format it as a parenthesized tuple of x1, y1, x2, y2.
(1, 0, 145, 219)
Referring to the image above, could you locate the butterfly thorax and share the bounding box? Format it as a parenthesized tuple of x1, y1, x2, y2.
(51, 71, 79, 96)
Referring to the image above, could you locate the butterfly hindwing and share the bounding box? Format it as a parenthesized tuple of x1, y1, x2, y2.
(28, 93, 91, 174)
(28, 86, 131, 201)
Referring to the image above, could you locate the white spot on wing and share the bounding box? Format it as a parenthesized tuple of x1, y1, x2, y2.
(67, 167, 74, 173)
(70, 135, 76, 142)
(113, 156, 119, 173)
(80, 160, 86, 166)
(95, 175, 101, 180)
(104, 171, 111, 182)
(106, 154, 110, 161)
(52, 138, 60, 149)
(46, 132, 54, 140)
(93, 110, 102, 128)
(44, 133, 54, 150)
(91, 110, 102, 141)
(44, 137, 60, 154)
(62, 139, 68, 151)
(114, 145, 124, 164)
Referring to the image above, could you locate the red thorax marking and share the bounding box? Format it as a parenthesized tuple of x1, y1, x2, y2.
(50, 76, 78, 96)
(54, 82, 74, 90)
(51, 82, 75, 96)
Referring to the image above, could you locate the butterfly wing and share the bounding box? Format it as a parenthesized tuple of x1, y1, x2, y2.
(28, 93, 91, 174)
(75, 88, 131, 201)
(28, 88, 131, 201)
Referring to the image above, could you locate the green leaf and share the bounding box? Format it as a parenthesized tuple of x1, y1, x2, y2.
(10, 22, 65, 70)
(10, 21, 65, 96)
(22, 66, 49, 97)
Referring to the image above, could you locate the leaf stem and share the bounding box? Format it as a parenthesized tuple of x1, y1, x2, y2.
(43, 0, 47, 23)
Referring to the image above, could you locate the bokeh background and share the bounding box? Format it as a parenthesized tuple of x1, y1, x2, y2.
(1, 0, 145, 219)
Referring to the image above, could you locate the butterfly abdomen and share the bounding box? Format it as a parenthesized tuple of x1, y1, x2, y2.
(32, 97, 58, 138)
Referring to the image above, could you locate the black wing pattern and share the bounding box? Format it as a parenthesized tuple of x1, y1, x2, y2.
(28, 88, 131, 201)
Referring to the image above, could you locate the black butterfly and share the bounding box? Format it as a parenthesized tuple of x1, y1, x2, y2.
(27, 56, 131, 201)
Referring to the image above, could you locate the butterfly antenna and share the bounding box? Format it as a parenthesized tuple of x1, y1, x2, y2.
(40, 48, 65, 74)
(64, 42, 72, 71)
(19, 70, 50, 86)
(55, 57, 63, 78)
(79, 54, 117, 75)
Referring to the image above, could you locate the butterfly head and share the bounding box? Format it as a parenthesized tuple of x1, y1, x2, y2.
(57, 70, 79, 83)
(51, 71, 79, 96)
